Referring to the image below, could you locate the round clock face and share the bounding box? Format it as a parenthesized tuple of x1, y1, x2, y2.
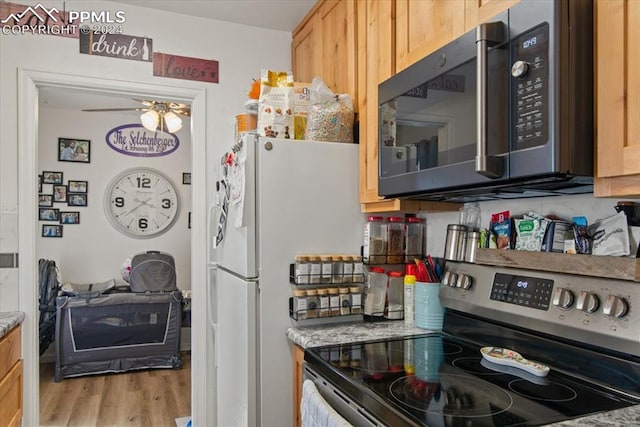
(104, 168, 180, 238)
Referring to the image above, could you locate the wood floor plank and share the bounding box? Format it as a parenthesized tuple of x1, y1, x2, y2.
(39, 352, 191, 427)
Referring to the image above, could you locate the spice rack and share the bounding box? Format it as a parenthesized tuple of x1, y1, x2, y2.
(289, 261, 365, 327)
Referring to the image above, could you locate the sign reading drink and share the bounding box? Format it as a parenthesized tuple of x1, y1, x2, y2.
(153, 52, 219, 84)
(106, 124, 180, 157)
(80, 32, 152, 62)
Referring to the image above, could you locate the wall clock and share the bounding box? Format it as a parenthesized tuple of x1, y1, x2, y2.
(104, 167, 180, 238)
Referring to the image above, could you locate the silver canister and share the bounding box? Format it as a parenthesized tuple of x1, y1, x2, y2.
(464, 231, 480, 263)
(444, 224, 468, 261)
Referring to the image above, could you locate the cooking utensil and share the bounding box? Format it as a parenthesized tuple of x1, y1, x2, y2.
(480, 347, 550, 377)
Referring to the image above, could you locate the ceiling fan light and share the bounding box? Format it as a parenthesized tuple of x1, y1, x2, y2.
(140, 110, 160, 131)
(164, 111, 183, 133)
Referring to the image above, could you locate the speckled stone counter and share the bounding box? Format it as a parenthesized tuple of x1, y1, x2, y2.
(0, 311, 25, 339)
(287, 320, 434, 349)
(286, 321, 640, 427)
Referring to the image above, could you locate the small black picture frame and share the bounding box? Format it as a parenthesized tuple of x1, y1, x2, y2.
(188, 212, 191, 229)
(68, 193, 88, 207)
(42, 224, 63, 237)
(42, 171, 63, 184)
(38, 174, 42, 193)
(53, 185, 68, 202)
(38, 194, 53, 207)
(68, 180, 88, 193)
(183, 173, 191, 185)
(58, 138, 90, 163)
(60, 211, 80, 224)
(39, 208, 60, 221)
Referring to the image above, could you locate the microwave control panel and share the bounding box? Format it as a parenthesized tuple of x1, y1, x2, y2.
(512, 23, 549, 150)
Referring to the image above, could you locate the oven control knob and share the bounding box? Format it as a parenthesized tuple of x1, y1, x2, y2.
(552, 288, 574, 309)
(456, 274, 472, 290)
(576, 291, 600, 314)
(443, 272, 458, 287)
(511, 60, 529, 78)
(603, 295, 629, 319)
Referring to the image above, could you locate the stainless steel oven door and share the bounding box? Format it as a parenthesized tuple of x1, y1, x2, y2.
(378, 11, 510, 198)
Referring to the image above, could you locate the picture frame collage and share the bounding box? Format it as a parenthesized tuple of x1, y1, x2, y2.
(39, 141, 90, 237)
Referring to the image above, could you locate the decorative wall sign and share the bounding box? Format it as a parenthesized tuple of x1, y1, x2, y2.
(80, 32, 152, 62)
(153, 52, 219, 83)
(0, 2, 78, 38)
(105, 123, 180, 157)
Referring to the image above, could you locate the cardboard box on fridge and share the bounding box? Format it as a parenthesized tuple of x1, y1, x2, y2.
(294, 82, 311, 139)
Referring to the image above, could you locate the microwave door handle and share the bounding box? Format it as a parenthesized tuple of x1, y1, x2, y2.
(475, 21, 505, 179)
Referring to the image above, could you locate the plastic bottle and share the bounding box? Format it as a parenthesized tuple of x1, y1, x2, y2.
(386, 271, 404, 319)
(404, 264, 417, 326)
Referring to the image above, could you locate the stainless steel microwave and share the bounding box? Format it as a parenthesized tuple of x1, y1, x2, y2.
(378, 0, 593, 202)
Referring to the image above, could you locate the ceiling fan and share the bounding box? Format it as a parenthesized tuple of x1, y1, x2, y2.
(82, 99, 191, 133)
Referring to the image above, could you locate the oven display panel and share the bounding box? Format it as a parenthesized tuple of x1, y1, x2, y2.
(490, 273, 553, 310)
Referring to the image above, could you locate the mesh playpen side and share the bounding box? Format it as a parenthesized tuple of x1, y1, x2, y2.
(54, 290, 182, 382)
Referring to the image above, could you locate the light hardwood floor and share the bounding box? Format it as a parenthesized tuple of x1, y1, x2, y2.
(39, 353, 191, 427)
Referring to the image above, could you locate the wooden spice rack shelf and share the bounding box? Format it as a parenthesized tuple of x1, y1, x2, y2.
(472, 248, 640, 282)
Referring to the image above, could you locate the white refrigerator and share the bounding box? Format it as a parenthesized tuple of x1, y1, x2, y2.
(208, 134, 364, 427)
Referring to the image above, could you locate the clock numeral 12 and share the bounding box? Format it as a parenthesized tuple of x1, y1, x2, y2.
(136, 177, 151, 188)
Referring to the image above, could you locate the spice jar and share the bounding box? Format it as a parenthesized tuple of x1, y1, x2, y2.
(294, 255, 309, 284)
(353, 256, 364, 283)
(292, 288, 307, 320)
(308, 256, 322, 284)
(306, 289, 319, 318)
(387, 216, 405, 264)
(404, 217, 425, 263)
(363, 216, 387, 264)
(331, 255, 344, 284)
(328, 287, 340, 317)
(342, 256, 354, 283)
(349, 286, 362, 314)
(320, 255, 333, 284)
(317, 288, 330, 317)
(339, 287, 351, 315)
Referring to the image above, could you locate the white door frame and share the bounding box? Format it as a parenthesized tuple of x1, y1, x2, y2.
(18, 68, 210, 426)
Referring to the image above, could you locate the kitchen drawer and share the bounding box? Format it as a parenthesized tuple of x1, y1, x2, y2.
(0, 359, 23, 427)
(0, 326, 21, 380)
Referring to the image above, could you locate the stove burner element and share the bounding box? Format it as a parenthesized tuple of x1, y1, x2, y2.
(451, 357, 503, 375)
(508, 379, 578, 402)
(390, 374, 514, 418)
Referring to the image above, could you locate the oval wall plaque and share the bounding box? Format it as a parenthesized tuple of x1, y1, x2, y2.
(105, 124, 180, 157)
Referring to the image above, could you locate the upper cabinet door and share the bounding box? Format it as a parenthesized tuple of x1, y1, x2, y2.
(595, 0, 640, 197)
(292, 10, 321, 84)
(292, 0, 357, 98)
(395, 0, 466, 73)
(465, 0, 520, 30)
(319, 0, 357, 98)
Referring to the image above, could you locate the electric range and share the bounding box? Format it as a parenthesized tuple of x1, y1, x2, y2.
(304, 262, 640, 426)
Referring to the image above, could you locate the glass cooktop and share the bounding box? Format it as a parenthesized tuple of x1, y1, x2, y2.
(304, 334, 636, 427)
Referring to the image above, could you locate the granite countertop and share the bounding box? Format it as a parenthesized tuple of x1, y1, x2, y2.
(0, 311, 25, 339)
(286, 321, 640, 427)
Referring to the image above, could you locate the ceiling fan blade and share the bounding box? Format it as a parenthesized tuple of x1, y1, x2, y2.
(172, 109, 191, 117)
(132, 99, 154, 107)
(82, 107, 146, 112)
(169, 102, 190, 110)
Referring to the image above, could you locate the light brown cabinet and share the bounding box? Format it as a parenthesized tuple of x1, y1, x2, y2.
(594, 0, 640, 197)
(292, 0, 357, 99)
(292, 344, 305, 427)
(464, 0, 520, 31)
(0, 325, 23, 427)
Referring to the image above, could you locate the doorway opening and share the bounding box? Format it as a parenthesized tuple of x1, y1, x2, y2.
(18, 69, 208, 426)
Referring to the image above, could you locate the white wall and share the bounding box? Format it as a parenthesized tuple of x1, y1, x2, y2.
(37, 106, 192, 286)
(0, 0, 293, 310)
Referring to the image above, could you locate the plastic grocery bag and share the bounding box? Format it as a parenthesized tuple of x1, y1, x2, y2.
(304, 76, 354, 143)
